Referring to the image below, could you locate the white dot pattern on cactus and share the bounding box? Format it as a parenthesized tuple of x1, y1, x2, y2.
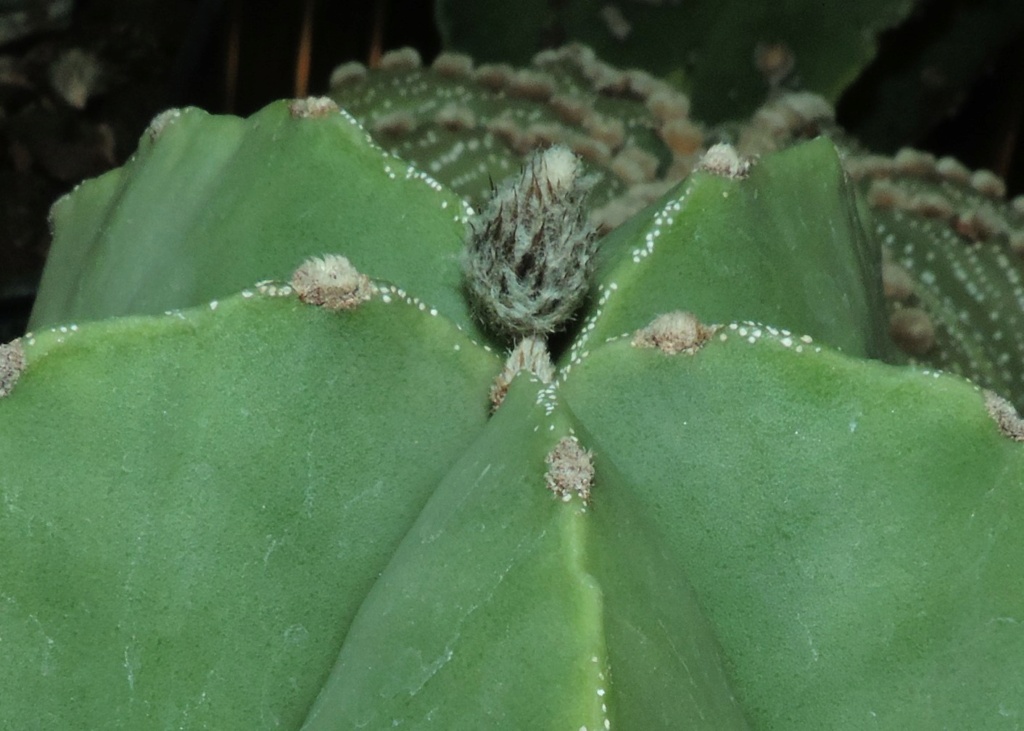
(21, 322, 80, 349)
(255, 281, 294, 298)
(719, 322, 820, 354)
(854, 146, 1024, 405)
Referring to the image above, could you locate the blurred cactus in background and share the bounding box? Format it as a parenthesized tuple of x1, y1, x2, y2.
(3, 1, 1024, 728)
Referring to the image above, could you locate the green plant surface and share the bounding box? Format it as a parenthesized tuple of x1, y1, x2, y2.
(302, 376, 748, 729)
(0, 292, 498, 728)
(29, 100, 479, 340)
(7, 288, 1022, 728)
(5, 91, 1024, 728)
(559, 326, 1024, 728)
(436, 0, 916, 123)
(582, 137, 891, 360)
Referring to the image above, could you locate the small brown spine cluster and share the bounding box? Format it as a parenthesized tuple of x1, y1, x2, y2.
(545, 436, 595, 503)
(632, 312, 717, 355)
(291, 255, 373, 310)
(490, 337, 554, 411)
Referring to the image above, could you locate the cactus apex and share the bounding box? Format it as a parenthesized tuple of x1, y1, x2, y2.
(985, 390, 1024, 441)
(289, 97, 339, 119)
(490, 336, 554, 410)
(536, 144, 589, 194)
(462, 144, 598, 339)
(696, 143, 751, 179)
(291, 255, 373, 310)
(632, 312, 718, 355)
(544, 435, 594, 503)
(0, 339, 25, 397)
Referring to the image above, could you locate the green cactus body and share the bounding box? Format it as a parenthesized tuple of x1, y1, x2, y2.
(582, 137, 889, 359)
(30, 99, 481, 341)
(1, 291, 498, 728)
(3, 45, 1024, 730)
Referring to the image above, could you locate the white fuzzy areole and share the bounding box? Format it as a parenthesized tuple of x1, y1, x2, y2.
(291, 255, 373, 310)
(889, 307, 935, 357)
(697, 143, 750, 179)
(538, 145, 582, 194)
(379, 47, 422, 72)
(329, 61, 368, 88)
(490, 336, 554, 410)
(145, 108, 183, 140)
(289, 97, 339, 119)
(632, 311, 716, 355)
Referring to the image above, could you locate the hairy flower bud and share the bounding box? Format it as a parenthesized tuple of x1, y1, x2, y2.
(462, 145, 598, 339)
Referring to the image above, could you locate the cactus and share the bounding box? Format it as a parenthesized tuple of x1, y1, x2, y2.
(4, 43, 1024, 730)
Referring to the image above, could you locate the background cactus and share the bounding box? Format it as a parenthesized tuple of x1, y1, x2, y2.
(4, 10, 1024, 731)
(434, 0, 918, 123)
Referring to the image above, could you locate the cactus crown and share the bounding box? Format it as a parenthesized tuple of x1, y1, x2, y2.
(462, 144, 598, 340)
